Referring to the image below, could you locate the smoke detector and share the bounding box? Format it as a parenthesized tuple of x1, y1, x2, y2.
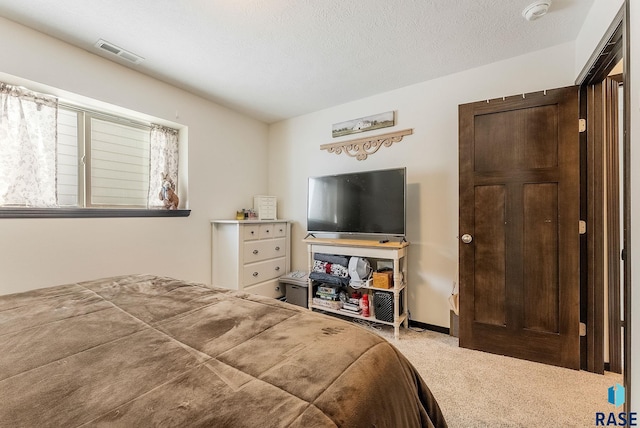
(522, 1, 552, 21)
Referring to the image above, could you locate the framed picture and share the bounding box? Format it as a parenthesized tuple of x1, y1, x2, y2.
(332, 111, 395, 138)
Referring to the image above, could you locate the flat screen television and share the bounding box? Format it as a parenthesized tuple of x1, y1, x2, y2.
(307, 167, 406, 237)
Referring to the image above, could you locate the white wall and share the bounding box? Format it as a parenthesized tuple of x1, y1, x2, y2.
(268, 42, 576, 327)
(0, 17, 269, 295)
(627, 0, 639, 415)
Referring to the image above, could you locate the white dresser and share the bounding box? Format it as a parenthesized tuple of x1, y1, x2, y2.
(211, 220, 291, 298)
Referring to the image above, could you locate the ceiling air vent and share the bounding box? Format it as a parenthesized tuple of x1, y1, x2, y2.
(94, 39, 144, 64)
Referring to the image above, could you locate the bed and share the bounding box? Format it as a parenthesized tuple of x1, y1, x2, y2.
(0, 274, 446, 427)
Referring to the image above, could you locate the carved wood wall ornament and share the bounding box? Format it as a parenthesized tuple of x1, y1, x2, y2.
(320, 128, 413, 161)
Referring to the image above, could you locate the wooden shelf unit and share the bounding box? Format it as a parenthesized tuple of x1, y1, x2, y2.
(303, 237, 409, 339)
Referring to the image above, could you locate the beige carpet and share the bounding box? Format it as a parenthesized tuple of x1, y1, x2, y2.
(357, 321, 622, 427)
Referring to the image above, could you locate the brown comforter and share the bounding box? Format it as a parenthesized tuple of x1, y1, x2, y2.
(0, 274, 446, 427)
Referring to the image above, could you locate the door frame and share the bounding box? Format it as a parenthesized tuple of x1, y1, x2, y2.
(623, 0, 631, 409)
(575, 1, 629, 402)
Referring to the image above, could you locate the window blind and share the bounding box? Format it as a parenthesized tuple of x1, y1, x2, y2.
(89, 118, 150, 207)
(56, 108, 79, 206)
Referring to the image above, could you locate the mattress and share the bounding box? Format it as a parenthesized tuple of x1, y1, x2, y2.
(0, 274, 446, 427)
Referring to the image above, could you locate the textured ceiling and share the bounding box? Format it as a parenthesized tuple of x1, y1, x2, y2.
(0, 0, 594, 123)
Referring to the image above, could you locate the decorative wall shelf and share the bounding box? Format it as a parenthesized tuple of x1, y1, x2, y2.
(320, 128, 413, 161)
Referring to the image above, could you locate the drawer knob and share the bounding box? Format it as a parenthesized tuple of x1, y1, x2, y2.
(275, 266, 280, 271)
(253, 249, 259, 255)
(250, 231, 255, 235)
(252, 272, 259, 277)
(275, 246, 280, 251)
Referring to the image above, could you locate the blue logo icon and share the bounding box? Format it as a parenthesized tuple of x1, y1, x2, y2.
(608, 383, 625, 408)
(596, 384, 636, 426)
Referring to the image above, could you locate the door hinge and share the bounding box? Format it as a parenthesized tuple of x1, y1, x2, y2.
(579, 118, 586, 133)
(580, 322, 587, 337)
(579, 220, 587, 235)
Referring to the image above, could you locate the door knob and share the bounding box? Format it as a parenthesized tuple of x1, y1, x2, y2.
(461, 234, 473, 244)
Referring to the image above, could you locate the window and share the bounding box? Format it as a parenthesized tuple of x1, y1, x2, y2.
(57, 108, 153, 208)
(56, 108, 80, 206)
(0, 81, 187, 218)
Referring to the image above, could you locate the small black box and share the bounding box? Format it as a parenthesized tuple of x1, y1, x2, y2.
(373, 291, 402, 323)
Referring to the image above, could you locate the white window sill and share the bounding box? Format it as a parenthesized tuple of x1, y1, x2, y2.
(0, 208, 191, 218)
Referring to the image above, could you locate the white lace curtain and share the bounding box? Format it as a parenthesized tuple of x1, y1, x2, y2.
(148, 125, 179, 208)
(0, 83, 58, 207)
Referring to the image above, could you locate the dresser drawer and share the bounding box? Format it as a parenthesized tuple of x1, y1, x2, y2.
(243, 257, 286, 286)
(243, 238, 286, 263)
(271, 223, 287, 238)
(258, 223, 276, 239)
(245, 279, 285, 299)
(243, 224, 261, 241)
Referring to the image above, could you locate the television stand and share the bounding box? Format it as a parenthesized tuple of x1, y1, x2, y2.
(302, 237, 410, 339)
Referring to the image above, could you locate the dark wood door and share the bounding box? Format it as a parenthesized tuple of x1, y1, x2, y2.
(458, 86, 581, 369)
